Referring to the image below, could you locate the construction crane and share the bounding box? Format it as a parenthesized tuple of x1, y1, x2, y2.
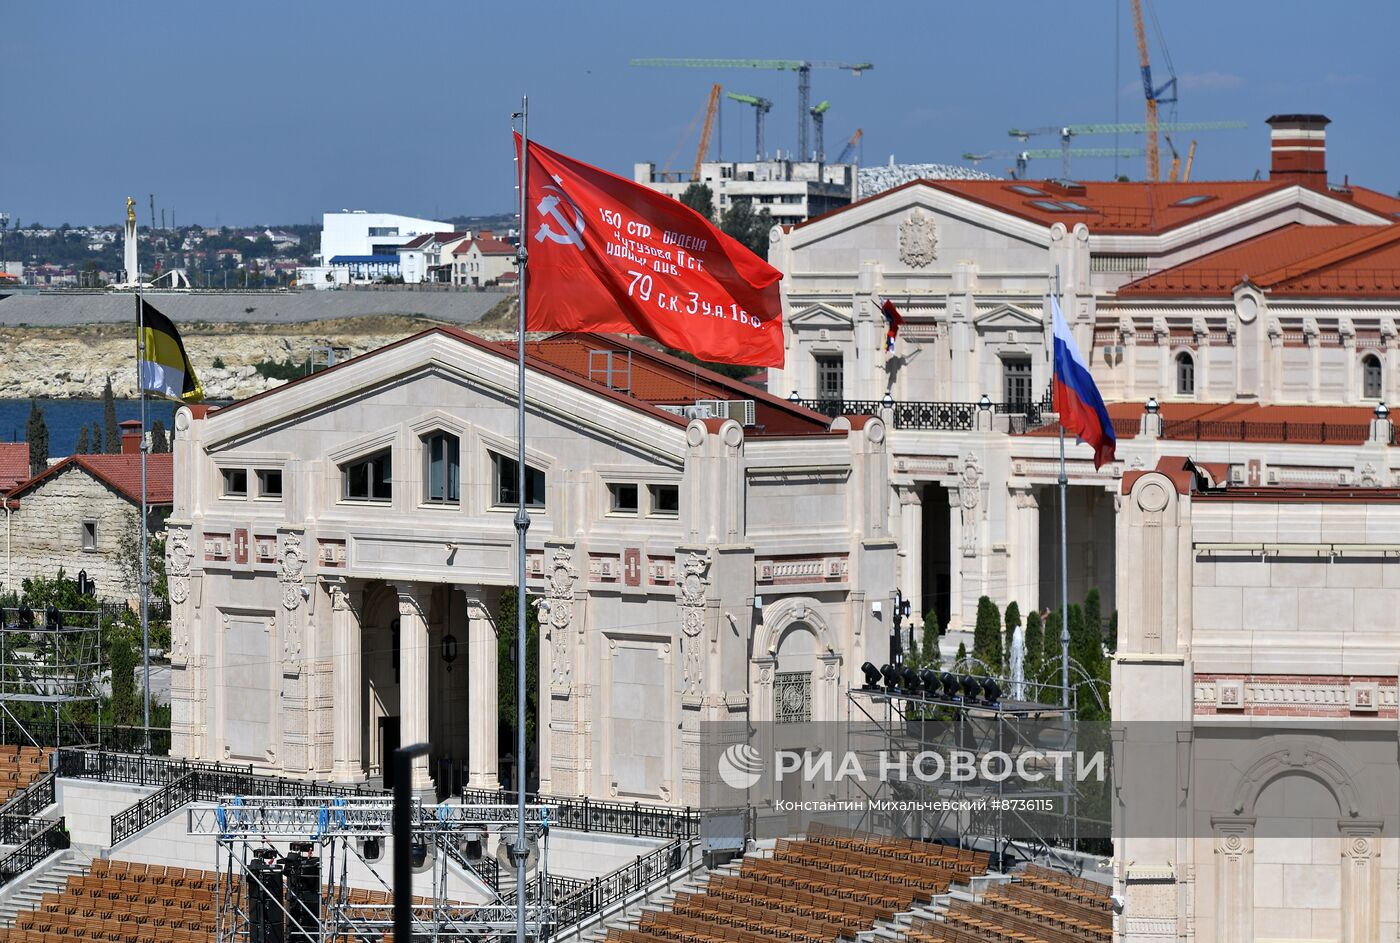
(1164, 137, 1199, 182)
(631, 58, 873, 160)
(963, 148, 1145, 180)
(1131, 0, 1177, 180)
(727, 92, 773, 160)
(693, 84, 722, 179)
(835, 129, 863, 164)
(810, 101, 830, 162)
(1005, 121, 1245, 178)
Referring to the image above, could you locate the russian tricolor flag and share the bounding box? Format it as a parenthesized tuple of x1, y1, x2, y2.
(1051, 296, 1116, 468)
(878, 296, 903, 353)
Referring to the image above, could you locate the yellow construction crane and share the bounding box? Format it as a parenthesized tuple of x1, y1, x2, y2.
(1131, 0, 1178, 181)
(693, 84, 722, 180)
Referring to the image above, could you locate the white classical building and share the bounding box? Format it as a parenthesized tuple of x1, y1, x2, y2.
(166, 330, 895, 803)
(1113, 457, 1400, 942)
(767, 114, 1400, 635)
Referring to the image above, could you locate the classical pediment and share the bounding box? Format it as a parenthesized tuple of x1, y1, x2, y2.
(973, 304, 1043, 331)
(788, 304, 854, 328)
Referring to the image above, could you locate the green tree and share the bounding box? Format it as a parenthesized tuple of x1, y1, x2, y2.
(920, 610, 940, 671)
(89, 422, 103, 456)
(1107, 610, 1118, 654)
(496, 587, 540, 788)
(1041, 610, 1063, 687)
(679, 183, 715, 221)
(1070, 598, 1106, 683)
(1083, 587, 1102, 646)
(1003, 601, 1021, 674)
(74, 424, 89, 455)
(1024, 610, 1043, 688)
(149, 420, 168, 454)
(25, 401, 48, 476)
(955, 641, 968, 668)
(109, 631, 138, 726)
(972, 595, 1002, 671)
(906, 632, 919, 667)
(115, 510, 168, 607)
(102, 377, 119, 454)
(719, 199, 772, 258)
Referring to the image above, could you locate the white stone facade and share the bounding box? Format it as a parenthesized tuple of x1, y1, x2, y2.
(1113, 464, 1400, 942)
(168, 329, 896, 805)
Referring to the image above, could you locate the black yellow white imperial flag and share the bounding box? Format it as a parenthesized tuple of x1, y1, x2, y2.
(137, 299, 204, 402)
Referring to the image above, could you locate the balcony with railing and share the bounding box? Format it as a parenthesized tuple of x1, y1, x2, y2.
(793, 388, 1052, 432)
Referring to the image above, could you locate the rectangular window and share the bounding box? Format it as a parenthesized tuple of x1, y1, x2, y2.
(816, 354, 843, 401)
(608, 483, 639, 514)
(81, 520, 98, 551)
(344, 450, 392, 502)
(256, 469, 283, 499)
(221, 468, 248, 498)
(650, 484, 680, 517)
(774, 671, 812, 724)
(492, 453, 545, 508)
(424, 432, 460, 504)
(1002, 357, 1033, 409)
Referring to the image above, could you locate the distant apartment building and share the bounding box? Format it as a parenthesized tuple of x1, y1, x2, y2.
(635, 159, 856, 225)
(310, 211, 450, 287)
(450, 233, 515, 287)
(396, 232, 469, 284)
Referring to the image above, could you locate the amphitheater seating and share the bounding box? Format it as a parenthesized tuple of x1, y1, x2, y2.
(0, 858, 448, 943)
(604, 831, 971, 943)
(905, 862, 1113, 943)
(0, 746, 52, 803)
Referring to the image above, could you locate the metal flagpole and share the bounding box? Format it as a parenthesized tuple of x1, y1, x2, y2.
(512, 95, 530, 943)
(1054, 267, 1069, 711)
(136, 290, 151, 751)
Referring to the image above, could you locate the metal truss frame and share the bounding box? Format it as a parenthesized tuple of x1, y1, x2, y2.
(188, 796, 555, 943)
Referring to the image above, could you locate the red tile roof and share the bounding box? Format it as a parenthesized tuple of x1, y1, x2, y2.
(0, 444, 30, 493)
(1031, 401, 1380, 445)
(799, 178, 1307, 234)
(1119, 223, 1400, 297)
(401, 231, 469, 250)
(6, 453, 173, 506)
(453, 236, 515, 257)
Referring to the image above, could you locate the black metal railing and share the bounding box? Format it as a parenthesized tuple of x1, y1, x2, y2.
(0, 817, 69, 885)
(545, 836, 694, 935)
(427, 811, 499, 891)
(796, 397, 1052, 431)
(112, 772, 199, 844)
(6, 723, 172, 755)
(460, 788, 698, 840)
(0, 773, 56, 845)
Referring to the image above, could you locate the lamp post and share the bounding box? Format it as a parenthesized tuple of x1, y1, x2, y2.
(892, 589, 912, 664)
(393, 742, 431, 943)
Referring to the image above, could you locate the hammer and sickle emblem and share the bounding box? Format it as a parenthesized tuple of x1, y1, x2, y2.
(535, 181, 586, 249)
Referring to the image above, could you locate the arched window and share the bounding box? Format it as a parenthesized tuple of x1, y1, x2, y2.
(1363, 354, 1383, 400)
(774, 624, 817, 724)
(1176, 352, 1195, 396)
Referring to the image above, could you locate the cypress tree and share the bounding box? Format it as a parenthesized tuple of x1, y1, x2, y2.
(102, 376, 120, 454)
(972, 595, 1002, 671)
(25, 402, 47, 476)
(1024, 610, 1043, 690)
(907, 633, 920, 668)
(74, 424, 89, 455)
(150, 419, 168, 453)
(1107, 610, 1119, 654)
(920, 610, 940, 671)
(90, 422, 103, 454)
(955, 641, 968, 669)
(1003, 601, 1021, 674)
(1083, 588, 1102, 652)
(1042, 611, 1063, 687)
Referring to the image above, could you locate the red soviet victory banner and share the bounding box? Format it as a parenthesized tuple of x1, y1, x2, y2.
(517, 134, 784, 367)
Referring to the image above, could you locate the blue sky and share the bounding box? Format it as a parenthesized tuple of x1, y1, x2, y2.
(4, 0, 1397, 227)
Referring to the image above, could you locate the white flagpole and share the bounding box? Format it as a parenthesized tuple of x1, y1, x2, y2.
(136, 290, 151, 751)
(512, 95, 530, 943)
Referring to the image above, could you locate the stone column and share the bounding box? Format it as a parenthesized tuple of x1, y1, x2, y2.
(1009, 487, 1039, 616)
(396, 585, 434, 794)
(1339, 822, 1382, 943)
(328, 579, 365, 783)
(897, 484, 923, 633)
(465, 593, 500, 790)
(945, 488, 964, 631)
(1211, 817, 1254, 943)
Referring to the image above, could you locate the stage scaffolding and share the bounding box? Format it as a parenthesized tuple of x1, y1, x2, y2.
(843, 682, 1105, 868)
(0, 606, 103, 748)
(188, 797, 555, 943)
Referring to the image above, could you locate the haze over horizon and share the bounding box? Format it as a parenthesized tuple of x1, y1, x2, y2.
(5, 0, 1398, 228)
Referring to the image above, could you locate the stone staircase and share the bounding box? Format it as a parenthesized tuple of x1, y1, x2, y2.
(0, 848, 92, 927)
(576, 856, 736, 943)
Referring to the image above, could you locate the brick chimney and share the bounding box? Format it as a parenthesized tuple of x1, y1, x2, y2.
(1266, 114, 1330, 188)
(118, 419, 142, 454)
